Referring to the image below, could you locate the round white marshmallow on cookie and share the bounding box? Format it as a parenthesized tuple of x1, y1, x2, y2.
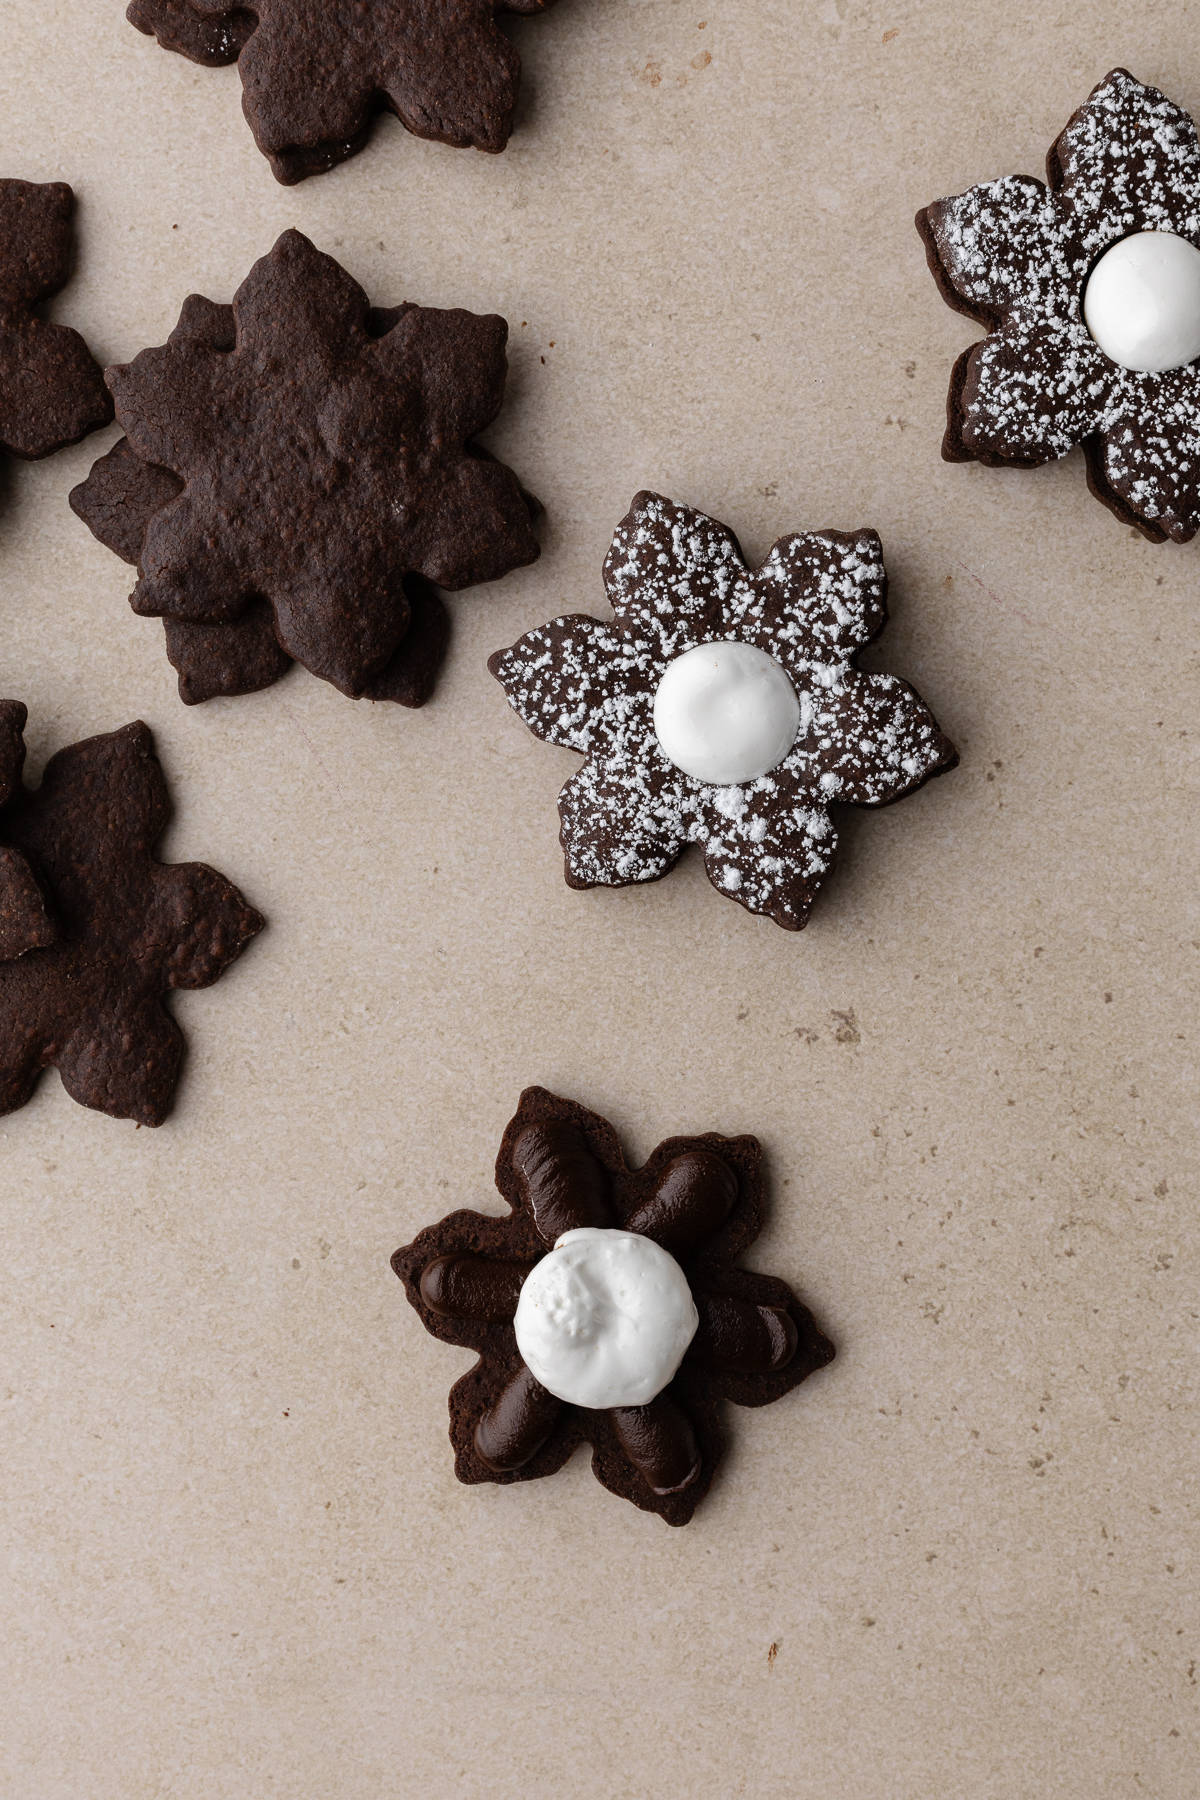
(652, 639, 802, 786)
(1083, 229, 1200, 373)
(514, 1227, 699, 1409)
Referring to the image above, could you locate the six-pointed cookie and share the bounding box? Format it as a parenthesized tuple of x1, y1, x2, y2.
(126, 0, 561, 184)
(393, 1086, 835, 1525)
(490, 492, 956, 930)
(70, 230, 539, 705)
(0, 703, 263, 1126)
(0, 179, 111, 480)
(919, 68, 1200, 542)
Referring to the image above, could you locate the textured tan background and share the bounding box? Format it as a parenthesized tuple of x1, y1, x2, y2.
(1, 2, 1198, 1796)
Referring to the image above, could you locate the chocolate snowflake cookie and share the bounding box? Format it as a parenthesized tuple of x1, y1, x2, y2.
(918, 68, 1200, 542)
(0, 180, 111, 482)
(393, 1086, 834, 1525)
(70, 230, 538, 705)
(489, 492, 956, 930)
(0, 703, 262, 1125)
(126, 0, 561, 185)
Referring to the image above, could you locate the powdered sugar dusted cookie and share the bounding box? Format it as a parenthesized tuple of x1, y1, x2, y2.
(488, 493, 956, 931)
(919, 68, 1200, 542)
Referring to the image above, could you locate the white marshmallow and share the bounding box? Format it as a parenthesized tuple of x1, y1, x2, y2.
(652, 639, 801, 786)
(1083, 229, 1200, 373)
(514, 1228, 698, 1410)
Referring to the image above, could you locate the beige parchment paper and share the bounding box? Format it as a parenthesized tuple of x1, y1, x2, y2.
(1, 3, 1197, 1796)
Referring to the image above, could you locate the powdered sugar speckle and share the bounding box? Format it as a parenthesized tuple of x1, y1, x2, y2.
(920, 69, 1200, 540)
(489, 493, 956, 931)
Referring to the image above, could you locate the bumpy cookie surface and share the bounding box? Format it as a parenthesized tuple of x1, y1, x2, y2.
(71, 231, 538, 705)
(919, 68, 1200, 541)
(126, 0, 560, 183)
(0, 180, 111, 472)
(490, 492, 955, 930)
(0, 703, 262, 1125)
(393, 1086, 834, 1526)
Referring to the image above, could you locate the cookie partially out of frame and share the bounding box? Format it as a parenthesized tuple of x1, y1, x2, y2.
(919, 68, 1200, 542)
(0, 702, 263, 1125)
(490, 492, 956, 930)
(71, 230, 538, 706)
(126, 0, 561, 185)
(0, 180, 111, 476)
(393, 1086, 834, 1526)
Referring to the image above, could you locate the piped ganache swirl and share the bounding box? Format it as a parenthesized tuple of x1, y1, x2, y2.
(392, 1087, 835, 1526)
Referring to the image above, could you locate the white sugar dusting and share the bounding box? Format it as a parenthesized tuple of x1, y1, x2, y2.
(492, 494, 952, 928)
(926, 69, 1200, 538)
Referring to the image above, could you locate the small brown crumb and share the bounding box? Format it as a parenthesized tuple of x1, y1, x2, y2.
(882, 28, 900, 44)
(831, 1008, 861, 1045)
(767, 1641, 778, 1668)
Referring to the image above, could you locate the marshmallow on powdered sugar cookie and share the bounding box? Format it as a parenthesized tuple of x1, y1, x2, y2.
(488, 491, 956, 931)
(919, 68, 1200, 542)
